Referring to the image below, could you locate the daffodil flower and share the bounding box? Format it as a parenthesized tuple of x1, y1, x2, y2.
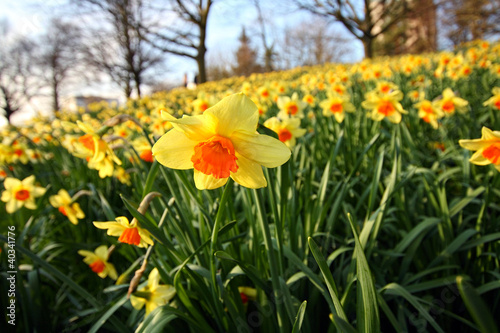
(362, 90, 407, 123)
(277, 92, 307, 118)
(319, 93, 356, 123)
(459, 127, 500, 171)
(73, 121, 122, 178)
(1, 175, 46, 213)
(93, 216, 154, 248)
(152, 93, 291, 190)
(483, 87, 500, 111)
(415, 100, 444, 129)
(435, 88, 468, 115)
(263, 117, 306, 148)
(130, 268, 176, 316)
(49, 189, 85, 225)
(78, 245, 118, 279)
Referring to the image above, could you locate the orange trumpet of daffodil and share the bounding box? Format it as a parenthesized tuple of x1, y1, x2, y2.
(78, 245, 118, 280)
(93, 216, 154, 248)
(459, 127, 500, 171)
(152, 93, 291, 190)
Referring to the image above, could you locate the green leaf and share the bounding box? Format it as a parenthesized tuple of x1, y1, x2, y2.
(291, 301, 307, 333)
(307, 237, 347, 321)
(142, 159, 160, 198)
(382, 283, 445, 333)
(449, 186, 485, 218)
(456, 276, 499, 333)
(347, 214, 380, 333)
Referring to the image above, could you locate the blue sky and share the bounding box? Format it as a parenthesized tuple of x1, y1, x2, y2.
(0, 0, 362, 126)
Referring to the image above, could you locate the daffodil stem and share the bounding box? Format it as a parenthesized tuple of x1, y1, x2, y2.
(209, 179, 233, 330)
(252, 188, 287, 333)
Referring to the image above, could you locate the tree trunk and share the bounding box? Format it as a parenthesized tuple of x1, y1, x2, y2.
(197, 53, 206, 84)
(362, 36, 374, 59)
(52, 78, 60, 112)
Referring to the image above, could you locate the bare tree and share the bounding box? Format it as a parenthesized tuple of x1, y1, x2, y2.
(140, 0, 212, 84)
(75, 0, 166, 98)
(292, 0, 409, 58)
(0, 21, 40, 124)
(278, 18, 354, 69)
(252, 0, 276, 72)
(38, 19, 83, 111)
(437, 0, 500, 46)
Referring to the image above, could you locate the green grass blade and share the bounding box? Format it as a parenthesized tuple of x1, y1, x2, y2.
(291, 301, 307, 333)
(347, 214, 380, 333)
(307, 237, 347, 321)
(456, 276, 499, 333)
(382, 283, 445, 333)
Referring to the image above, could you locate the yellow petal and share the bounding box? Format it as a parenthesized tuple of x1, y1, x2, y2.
(4, 177, 21, 190)
(93, 221, 126, 237)
(193, 170, 228, 190)
(130, 295, 146, 310)
(105, 263, 118, 280)
(482, 127, 500, 140)
(204, 93, 259, 137)
(230, 153, 267, 189)
(148, 268, 160, 291)
(459, 138, 487, 151)
(161, 112, 215, 141)
(469, 150, 492, 165)
(231, 131, 291, 168)
(95, 245, 109, 260)
(152, 130, 197, 170)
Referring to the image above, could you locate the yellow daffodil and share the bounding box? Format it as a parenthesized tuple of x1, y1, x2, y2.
(93, 216, 154, 248)
(434, 88, 468, 115)
(459, 127, 500, 171)
(362, 90, 407, 124)
(1, 175, 46, 213)
(78, 245, 118, 279)
(263, 117, 306, 148)
(302, 94, 316, 107)
(130, 268, 176, 316)
(375, 81, 398, 95)
(49, 189, 85, 225)
(277, 92, 307, 118)
(192, 92, 217, 114)
(152, 93, 291, 190)
(114, 167, 132, 185)
(73, 121, 122, 178)
(415, 100, 443, 129)
(319, 93, 356, 123)
(483, 87, 500, 110)
(238, 286, 257, 309)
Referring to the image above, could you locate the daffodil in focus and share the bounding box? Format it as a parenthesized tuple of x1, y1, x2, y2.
(277, 92, 307, 118)
(263, 117, 306, 148)
(78, 245, 118, 279)
(49, 189, 85, 225)
(362, 90, 407, 123)
(434, 88, 468, 115)
(415, 100, 443, 129)
(459, 127, 500, 171)
(152, 93, 291, 190)
(93, 216, 154, 248)
(319, 93, 355, 123)
(130, 268, 176, 316)
(483, 87, 500, 110)
(1, 175, 46, 213)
